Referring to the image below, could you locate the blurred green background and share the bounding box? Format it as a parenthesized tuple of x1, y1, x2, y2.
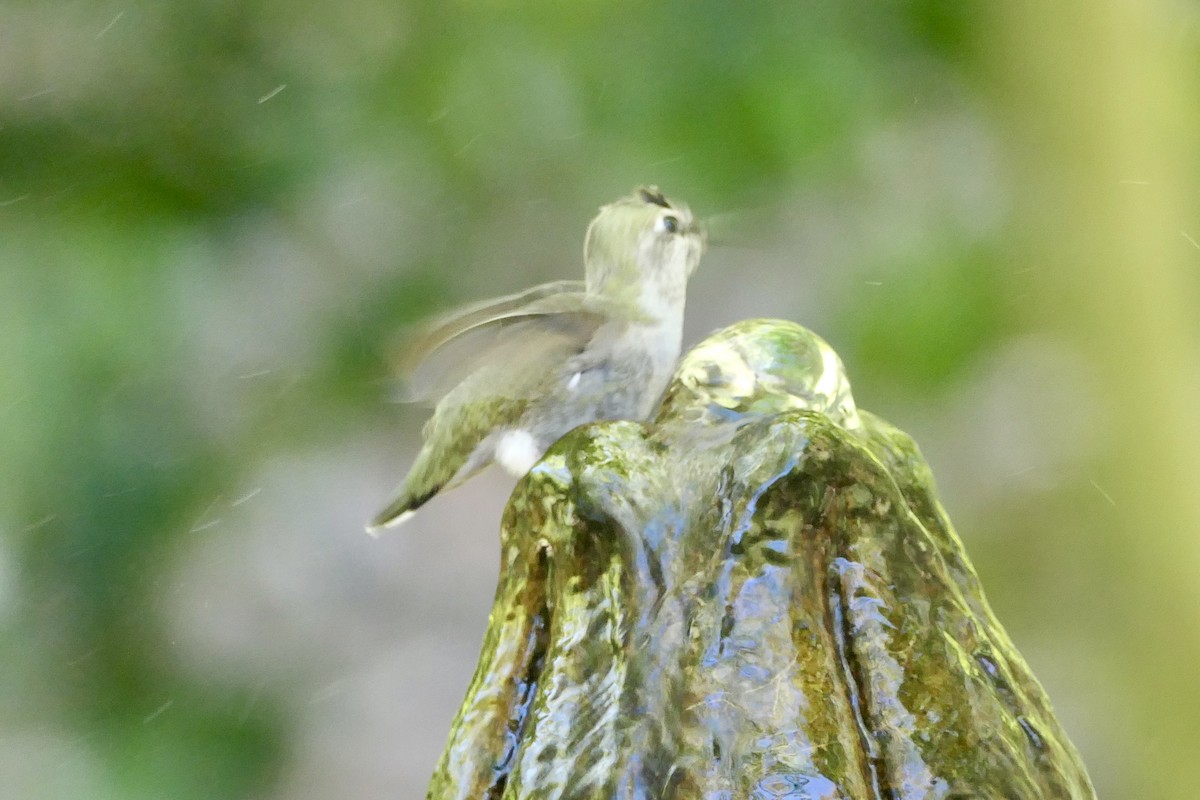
(3, 1, 1198, 797)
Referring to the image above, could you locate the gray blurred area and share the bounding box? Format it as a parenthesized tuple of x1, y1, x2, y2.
(1, 2, 1198, 798)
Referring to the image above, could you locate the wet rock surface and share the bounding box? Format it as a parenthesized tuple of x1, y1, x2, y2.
(425, 319, 1095, 800)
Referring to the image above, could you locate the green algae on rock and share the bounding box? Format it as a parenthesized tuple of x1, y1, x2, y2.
(426, 319, 1096, 800)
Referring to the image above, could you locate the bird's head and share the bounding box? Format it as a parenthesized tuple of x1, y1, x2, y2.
(583, 186, 705, 307)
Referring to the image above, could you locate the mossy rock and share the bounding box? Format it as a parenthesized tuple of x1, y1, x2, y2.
(427, 319, 1095, 800)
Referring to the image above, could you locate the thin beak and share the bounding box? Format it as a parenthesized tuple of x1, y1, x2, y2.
(700, 208, 769, 249)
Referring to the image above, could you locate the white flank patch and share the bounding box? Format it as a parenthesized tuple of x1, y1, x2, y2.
(567, 371, 582, 391)
(495, 430, 542, 476)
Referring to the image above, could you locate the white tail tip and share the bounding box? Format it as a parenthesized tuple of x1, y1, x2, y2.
(365, 509, 416, 537)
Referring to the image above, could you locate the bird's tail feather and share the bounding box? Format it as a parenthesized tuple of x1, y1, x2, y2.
(365, 485, 439, 536)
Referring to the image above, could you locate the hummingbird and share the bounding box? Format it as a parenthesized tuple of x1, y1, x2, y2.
(367, 187, 705, 533)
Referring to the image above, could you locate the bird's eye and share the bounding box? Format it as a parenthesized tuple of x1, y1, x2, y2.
(658, 215, 679, 234)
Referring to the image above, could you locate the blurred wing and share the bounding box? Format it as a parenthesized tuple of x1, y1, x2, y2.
(396, 281, 637, 403)
(401, 280, 585, 370)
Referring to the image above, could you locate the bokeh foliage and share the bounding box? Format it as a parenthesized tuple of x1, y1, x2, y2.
(1, 1, 1197, 798)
